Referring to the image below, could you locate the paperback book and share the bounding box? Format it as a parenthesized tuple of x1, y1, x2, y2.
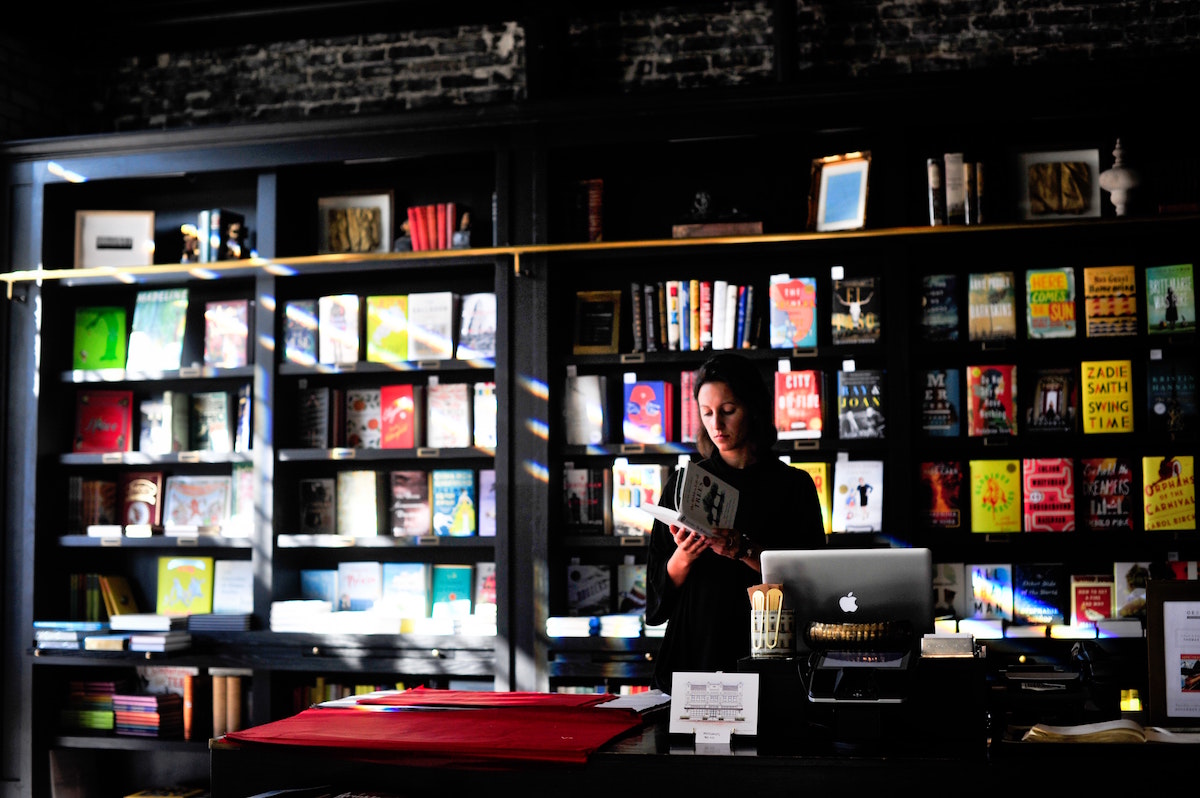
(1024, 366, 1077, 434)
(622, 380, 674, 444)
(407, 291, 458, 360)
(920, 368, 961, 437)
(637, 458, 739, 539)
(190, 390, 233, 453)
(298, 477, 336, 535)
(1142, 455, 1196, 531)
(296, 386, 332, 449)
(966, 364, 1017, 437)
(968, 563, 1014, 621)
(932, 562, 967, 620)
(1081, 359, 1134, 434)
(1083, 264, 1137, 337)
(768, 274, 819, 349)
(364, 294, 408, 363)
(566, 562, 612, 616)
(425, 382, 473, 449)
(120, 470, 164, 528)
(430, 564, 473, 618)
(478, 468, 497, 537)
(335, 470, 380, 537)
(380, 383, 423, 449)
(968, 459, 1021, 533)
(773, 369, 823, 440)
(1145, 262, 1195, 335)
(344, 387, 382, 449)
(473, 381, 498, 448)
(1080, 456, 1134, 531)
(389, 470, 432, 537)
(1070, 574, 1115, 627)
(1146, 356, 1197, 440)
(919, 460, 963, 529)
(836, 368, 885, 439)
(564, 374, 608, 446)
(1024, 266, 1076, 339)
(202, 299, 252, 368)
(563, 465, 612, 533)
(380, 562, 429, 618)
(126, 288, 189, 372)
(1113, 561, 1151, 619)
(73, 306, 128, 371)
(611, 459, 668, 537)
(456, 291, 497, 360)
(156, 556, 214, 615)
(431, 468, 476, 537)
(919, 273, 959, 342)
(283, 299, 319, 365)
(1013, 563, 1067, 625)
(830, 275, 881, 345)
(967, 271, 1016, 342)
(317, 294, 361, 365)
(831, 459, 883, 533)
(1022, 457, 1076, 532)
(336, 561, 383, 611)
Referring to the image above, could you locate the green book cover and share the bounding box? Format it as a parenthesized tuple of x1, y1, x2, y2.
(430, 563, 473, 618)
(73, 306, 127, 370)
(365, 294, 409, 363)
(1146, 262, 1195, 334)
(127, 288, 189, 371)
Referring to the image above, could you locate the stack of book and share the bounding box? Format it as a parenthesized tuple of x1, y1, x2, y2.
(112, 691, 184, 738)
(109, 613, 189, 633)
(128, 630, 192, 654)
(33, 620, 108, 651)
(58, 677, 132, 732)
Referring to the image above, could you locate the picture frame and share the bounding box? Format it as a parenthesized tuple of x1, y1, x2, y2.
(810, 152, 871, 233)
(317, 192, 393, 254)
(1147, 579, 1200, 728)
(74, 210, 156, 269)
(1017, 148, 1102, 221)
(573, 290, 622, 355)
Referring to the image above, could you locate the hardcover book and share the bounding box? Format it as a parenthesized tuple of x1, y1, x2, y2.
(967, 271, 1016, 342)
(156, 556, 214, 615)
(1080, 456, 1134, 531)
(473, 381, 498, 448)
(126, 288, 189, 372)
(679, 367, 700, 443)
(317, 294, 361, 365)
(611, 459, 668, 537)
(407, 291, 458, 360)
(920, 368, 961, 437)
(932, 562, 967, 620)
(966, 364, 1017, 437)
(99, 574, 141, 617)
(75, 389, 134, 453)
(968, 563, 1014, 621)
(1070, 574, 1115, 627)
(456, 291, 497, 360)
(773, 369, 823, 440)
(283, 299, 319, 366)
(364, 294, 408, 363)
(1022, 457, 1076, 532)
(478, 468, 497, 537)
(1024, 266, 1076, 339)
(388, 470, 432, 537)
(431, 468, 476, 537)
(1013, 563, 1067, 625)
(202, 299, 251, 368)
(1024, 366, 1078, 434)
(1113, 561, 1151, 619)
(1146, 356, 1197, 440)
(622, 380, 674, 444)
(563, 374, 608, 446)
(430, 563, 473, 618)
(968, 459, 1021, 533)
(190, 390, 232, 453)
(296, 386, 332, 449)
(836, 368, 885, 439)
(831, 458, 883, 533)
(768, 274, 819, 349)
(566, 562, 612, 616)
(1083, 264, 1137, 337)
(76, 478, 118, 529)
(163, 475, 232, 532)
(425, 382, 472, 449)
(789, 461, 832, 536)
(1142, 455, 1196, 531)
(380, 562, 429, 618)
(298, 477, 336, 535)
(1145, 262, 1195, 334)
(830, 275, 881, 345)
(344, 387, 382, 449)
(380, 384, 423, 449)
(1081, 359, 1134, 434)
(919, 273, 959, 342)
(563, 465, 611, 533)
(919, 460, 963, 529)
(335, 470, 380, 537)
(73, 306, 128, 371)
(474, 561, 498, 615)
(637, 458, 739, 539)
(120, 470, 164, 528)
(336, 561, 383, 611)
(212, 559, 254, 615)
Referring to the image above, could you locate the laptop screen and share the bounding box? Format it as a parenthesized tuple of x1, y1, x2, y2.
(760, 547, 934, 653)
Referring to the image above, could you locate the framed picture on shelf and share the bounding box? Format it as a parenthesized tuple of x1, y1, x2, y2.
(809, 152, 871, 232)
(1147, 579, 1200, 728)
(1017, 148, 1102, 221)
(573, 290, 622, 355)
(317, 192, 393, 255)
(74, 210, 156, 269)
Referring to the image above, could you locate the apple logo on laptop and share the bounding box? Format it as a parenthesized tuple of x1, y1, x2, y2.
(839, 591, 858, 613)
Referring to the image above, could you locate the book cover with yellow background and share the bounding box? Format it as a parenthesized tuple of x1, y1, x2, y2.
(1142, 455, 1196, 531)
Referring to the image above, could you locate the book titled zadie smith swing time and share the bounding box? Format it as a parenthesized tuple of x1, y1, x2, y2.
(638, 459, 739, 539)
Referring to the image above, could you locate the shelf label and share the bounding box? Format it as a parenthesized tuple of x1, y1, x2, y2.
(619, 353, 646, 365)
(101, 452, 124, 465)
(619, 444, 645, 455)
(416, 447, 440, 458)
(179, 366, 202, 378)
(178, 451, 201, 463)
(331, 448, 356, 460)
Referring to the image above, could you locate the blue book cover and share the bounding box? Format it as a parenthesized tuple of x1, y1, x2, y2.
(622, 380, 673, 444)
(920, 273, 959, 342)
(769, 274, 818, 349)
(299, 569, 338, 604)
(431, 468, 476, 537)
(381, 562, 429, 618)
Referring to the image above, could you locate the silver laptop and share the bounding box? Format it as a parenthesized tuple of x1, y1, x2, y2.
(760, 547, 934, 655)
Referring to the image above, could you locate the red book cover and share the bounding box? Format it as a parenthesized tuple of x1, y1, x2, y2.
(919, 460, 963, 529)
(424, 204, 438, 253)
(74, 389, 134, 453)
(622, 380, 674, 444)
(445, 201, 457, 247)
(1070, 574, 1115, 626)
(120, 470, 164, 527)
(698, 281, 714, 349)
(380, 384, 423, 449)
(774, 369, 823, 439)
(967, 363, 1017, 437)
(407, 205, 424, 251)
(436, 203, 447, 250)
(680, 368, 700, 443)
(1022, 457, 1076, 531)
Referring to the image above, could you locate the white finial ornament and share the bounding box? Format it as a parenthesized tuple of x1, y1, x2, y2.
(1098, 138, 1140, 216)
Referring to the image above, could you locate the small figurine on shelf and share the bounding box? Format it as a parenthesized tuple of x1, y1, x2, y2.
(1099, 138, 1140, 217)
(452, 211, 471, 249)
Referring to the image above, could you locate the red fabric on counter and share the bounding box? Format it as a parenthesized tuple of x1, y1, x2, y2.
(355, 686, 615, 709)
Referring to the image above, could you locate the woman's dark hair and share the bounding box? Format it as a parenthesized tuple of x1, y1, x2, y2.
(692, 353, 777, 459)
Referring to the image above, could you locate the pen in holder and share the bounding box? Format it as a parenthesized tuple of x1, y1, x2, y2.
(749, 583, 794, 658)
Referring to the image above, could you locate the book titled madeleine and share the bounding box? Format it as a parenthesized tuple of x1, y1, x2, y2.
(639, 459, 739, 539)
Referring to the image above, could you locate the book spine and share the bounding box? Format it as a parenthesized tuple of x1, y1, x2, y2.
(963, 159, 979, 224)
(944, 152, 966, 224)
(630, 282, 644, 353)
(665, 281, 681, 351)
(688, 279, 700, 350)
(656, 282, 668, 353)
(211, 674, 228, 737)
(699, 280, 713, 349)
(734, 285, 748, 349)
(926, 158, 946, 226)
(740, 284, 755, 348)
(711, 280, 727, 351)
(642, 282, 659, 353)
(723, 282, 739, 350)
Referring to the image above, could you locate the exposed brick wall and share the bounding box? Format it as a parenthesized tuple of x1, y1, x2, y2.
(2, 1, 1198, 139)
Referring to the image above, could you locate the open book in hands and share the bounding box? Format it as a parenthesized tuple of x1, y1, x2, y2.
(639, 459, 739, 539)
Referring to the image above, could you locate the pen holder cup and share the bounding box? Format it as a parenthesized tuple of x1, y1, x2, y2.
(750, 608, 795, 658)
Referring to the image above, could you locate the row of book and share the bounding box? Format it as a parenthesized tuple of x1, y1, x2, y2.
(298, 561, 495, 618)
(403, 201, 464, 251)
(299, 467, 496, 538)
(296, 381, 497, 451)
(71, 469, 254, 537)
(927, 152, 986, 226)
(564, 559, 646, 617)
(75, 385, 252, 457)
(74, 292, 252, 373)
(284, 290, 495, 366)
(628, 278, 758, 354)
(59, 557, 249, 626)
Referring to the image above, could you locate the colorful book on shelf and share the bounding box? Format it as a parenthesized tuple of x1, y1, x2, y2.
(679, 367, 700, 443)
(74, 389, 134, 453)
(968, 459, 1021, 533)
(380, 562, 429, 618)
(431, 468, 476, 537)
(769, 273, 819, 349)
(1146, 356, 1197, 440)
(830, 275, 881, 345)
(920, 368, 961, 437)
(389, 470, 432, 537)
(425, 382, 473, 448)
(478, 468, 497, 537)
(120, 470, 164, 528)
(919, 460, 963, 529)
(431, 563, 474, 618)
(563, 466, 611, 532)
(317, 293, 361, 365)
(1022, 457, 1076, 532)
(1083, 264, 1137, 337)
(1113, 561, 1151, 619)
(1080, 456, 1134, 531)
(336, 561, 383, 611)
(836, 368, 884, 440)
(98, 574, 141, 617)
(1013, 563, 1067, 625)
(283, 299, 319, 365)
(473, 381, 498, 448)
(830, 459, 883, 533)
(456, 291, 497, 360)
(1024, 266, 1076, 339)
(629, 281, 645, 353)
(967, 271, 1016, 342)
(919, 273, 959, 342)
(407, 291, 458, 360)
(365, 294, 408, 363)
(664, 280, 682, 351)
(966, 363, 1017, 437)
(968, 563, 1014, 621)
(162, 475, 232, 532)
(1070, 573, 1115, 627)
(379, 384, 423, 450)
(74, 478, 118, 529)
(1024, 366, 1077, 434)
(190, 389, 233, 453)
(299, 569, 338, 603)
(773, 369, 823, 440)
(202, 298, 251, 368)
(611, 459, 668, 537)
(564, 374, 608, 446)
(622, 379, 673, 444)
(566, 562, 612, 616)
(212, 559, 254, 615)
(1145, 262, 1195, 335)
(298, 477, 336, 535)
(1142, 455, 1195, 531)
(336, 470, 380, 537)
(698, 279, 714, 350)
(788, 461, 831, 536)
(126, 288, 189, 372)
(73, 305, 128, 371)
(156, 555, 214, 615)
(344, 387, 382, 449)
(932, 562, 967, 620)
(1080, 359, 1134, 434)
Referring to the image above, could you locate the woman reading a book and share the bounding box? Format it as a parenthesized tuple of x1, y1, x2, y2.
(646, 353, 825, 692)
